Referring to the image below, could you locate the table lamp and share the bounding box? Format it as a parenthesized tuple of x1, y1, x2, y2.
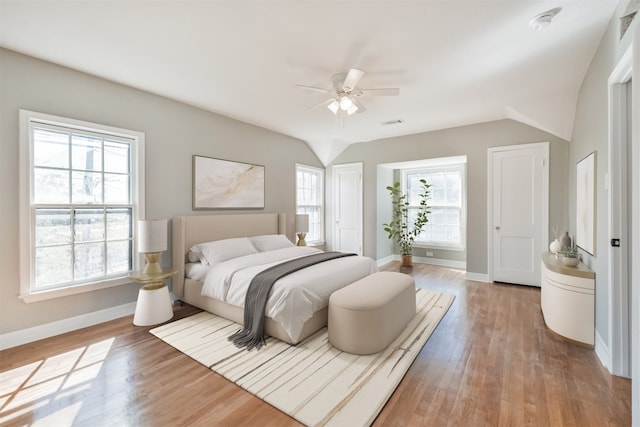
(295, 214, 309, 246)
(138, 219, 168, 275)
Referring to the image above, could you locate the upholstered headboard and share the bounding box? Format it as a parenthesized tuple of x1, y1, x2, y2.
(171, 213, 287, 297)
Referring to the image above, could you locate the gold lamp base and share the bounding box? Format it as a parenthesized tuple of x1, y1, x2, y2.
(143, 252, 163, 275)
(296, 233, 307, 246)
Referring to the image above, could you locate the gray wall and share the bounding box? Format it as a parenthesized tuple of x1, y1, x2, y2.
(329, 120, 570, 276)
(569, 3, 634, 357)
(0, 48, 322, 335)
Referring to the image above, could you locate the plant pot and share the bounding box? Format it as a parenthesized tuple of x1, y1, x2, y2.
(561, 256, 580, 267)
(401, 255, 413, 267)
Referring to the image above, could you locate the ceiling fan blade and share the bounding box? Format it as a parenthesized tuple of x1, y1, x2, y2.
(342, 68, 364, 92)
(355, 88, 400, 97)
(351, 97, 366, 114)
(307, 97, 335, 110)
(296, 84, 333, 94)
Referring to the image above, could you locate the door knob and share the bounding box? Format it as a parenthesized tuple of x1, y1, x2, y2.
(495, 226, 501, 231)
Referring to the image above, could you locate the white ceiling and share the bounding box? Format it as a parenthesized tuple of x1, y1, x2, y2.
(0, 1, 619, 164)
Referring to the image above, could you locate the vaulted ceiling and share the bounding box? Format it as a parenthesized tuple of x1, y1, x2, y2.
(0, 1, 619, 164)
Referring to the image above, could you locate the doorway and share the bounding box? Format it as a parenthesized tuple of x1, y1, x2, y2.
(488, 142, 549, 286)
(608, 46, 632, 377)
(332, 162, 363, 255)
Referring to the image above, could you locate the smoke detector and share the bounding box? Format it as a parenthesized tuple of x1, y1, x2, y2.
(529, 7, 562, 31)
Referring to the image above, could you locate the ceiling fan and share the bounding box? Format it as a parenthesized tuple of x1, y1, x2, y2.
(297, 68, 399, 116)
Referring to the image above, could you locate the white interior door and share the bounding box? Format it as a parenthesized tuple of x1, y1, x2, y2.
(333, 163, 362, 255)
(489, 143, 548, 286)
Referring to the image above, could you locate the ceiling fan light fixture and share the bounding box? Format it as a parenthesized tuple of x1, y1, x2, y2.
(339, 95, 354, 111)
(327, 100, 340, 114)
(529, 7, 562, 31)
(301, 68, 398, 116)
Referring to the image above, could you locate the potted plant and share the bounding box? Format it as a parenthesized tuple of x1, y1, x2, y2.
(559, 245, 580, 267)
(382, 179, 431, 267)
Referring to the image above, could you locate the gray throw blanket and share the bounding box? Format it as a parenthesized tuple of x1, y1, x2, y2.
(228, 251, 356, 351)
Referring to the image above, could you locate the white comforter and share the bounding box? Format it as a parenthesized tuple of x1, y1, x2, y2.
(200, 247, 377, 341)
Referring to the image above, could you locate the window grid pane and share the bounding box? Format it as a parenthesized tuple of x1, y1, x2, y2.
(74, 242, 106, 281)
(33, 129, 69, 169)
(406, 167, 463, 247)
(104, 140, 130, 174)
(31, 121, 135, 291)
(72, 134, 103, 172)
(34, 168, 70, 204)
(35, 209, 72, 246)
(296, 166, 323, 243)
(71, 171, 103, 204)
(35, 246, 72, 288)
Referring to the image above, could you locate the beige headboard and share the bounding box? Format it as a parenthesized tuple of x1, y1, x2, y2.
(171, 213, 287, 297)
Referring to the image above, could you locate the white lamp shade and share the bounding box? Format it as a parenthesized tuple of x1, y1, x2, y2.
(295, 214, 309, 233)
(327, 100, 340, 114)
(339, 96, 353, 110)
(138, 219, 168, 253)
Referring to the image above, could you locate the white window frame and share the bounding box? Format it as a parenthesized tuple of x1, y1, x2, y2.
(295, 164, 324, 244)
(19, 110, 145, 302)
(402, 163, 466, 251)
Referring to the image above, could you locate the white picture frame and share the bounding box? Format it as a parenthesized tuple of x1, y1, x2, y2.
(192, 155, 265, 210)
(576, 151, 596, 255)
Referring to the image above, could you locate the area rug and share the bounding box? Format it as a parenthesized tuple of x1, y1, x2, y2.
(150, 288, 454, 427)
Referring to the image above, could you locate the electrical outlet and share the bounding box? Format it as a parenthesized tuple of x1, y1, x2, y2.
(426, 251, 434, 257)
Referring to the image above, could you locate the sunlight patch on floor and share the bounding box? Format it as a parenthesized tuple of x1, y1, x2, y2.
(0, 337, 115, 425)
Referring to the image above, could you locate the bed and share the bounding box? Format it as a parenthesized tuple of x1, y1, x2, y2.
(171, 213, 377, 345)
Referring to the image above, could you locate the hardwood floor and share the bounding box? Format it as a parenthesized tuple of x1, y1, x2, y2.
(0, 263, 631, 426)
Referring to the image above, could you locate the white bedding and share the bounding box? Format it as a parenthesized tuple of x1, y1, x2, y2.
(200, 247, 377, 341)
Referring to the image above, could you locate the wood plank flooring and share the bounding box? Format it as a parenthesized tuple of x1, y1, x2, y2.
(0, 263, 631, 426)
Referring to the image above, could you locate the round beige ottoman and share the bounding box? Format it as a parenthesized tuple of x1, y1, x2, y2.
(328, 271, 416, 355)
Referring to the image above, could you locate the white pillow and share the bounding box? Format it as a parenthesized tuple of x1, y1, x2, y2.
(189, 237, 258, 266)
(184, 262, 209, 281)
(187, 250, 200, 263)
(249, 234, 294, 252)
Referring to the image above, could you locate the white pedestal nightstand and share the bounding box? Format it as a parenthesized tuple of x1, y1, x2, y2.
(129, 267, 177, 326)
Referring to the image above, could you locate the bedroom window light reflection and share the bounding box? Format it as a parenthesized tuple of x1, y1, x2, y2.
(296, 164, 324, 244)
(19, 110, 145, 302)
(402, 163, 466, 250)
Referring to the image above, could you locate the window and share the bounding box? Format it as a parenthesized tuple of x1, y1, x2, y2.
(296, 164, 324, 243)
(403, 163, 466, 250)
(19, 110, 145, 302)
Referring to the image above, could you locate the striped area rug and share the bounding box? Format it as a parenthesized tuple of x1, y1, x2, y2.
(150, 288, 454, 427)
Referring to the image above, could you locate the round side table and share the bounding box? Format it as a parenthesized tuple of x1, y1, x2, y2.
(129, 268, 177, 326)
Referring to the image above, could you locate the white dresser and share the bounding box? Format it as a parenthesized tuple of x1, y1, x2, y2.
(540, 252, 595, 346)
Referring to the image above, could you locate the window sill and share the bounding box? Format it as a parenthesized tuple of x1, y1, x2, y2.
(305, 240, 325, 248)
(19, 276, 133, 303)
(414, 243, 466, 252)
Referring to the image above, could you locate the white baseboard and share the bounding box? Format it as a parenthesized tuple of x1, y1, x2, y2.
(0, 301, 137, 351)
(465, 271, 490, 282)
(594, 330, 612, 372)
(412, 256, 466, 269)
(376, 255, 396, 268)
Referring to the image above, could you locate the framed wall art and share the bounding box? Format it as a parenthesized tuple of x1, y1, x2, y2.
(192, 155, 265, 210)
(575, 151, 596, 255)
